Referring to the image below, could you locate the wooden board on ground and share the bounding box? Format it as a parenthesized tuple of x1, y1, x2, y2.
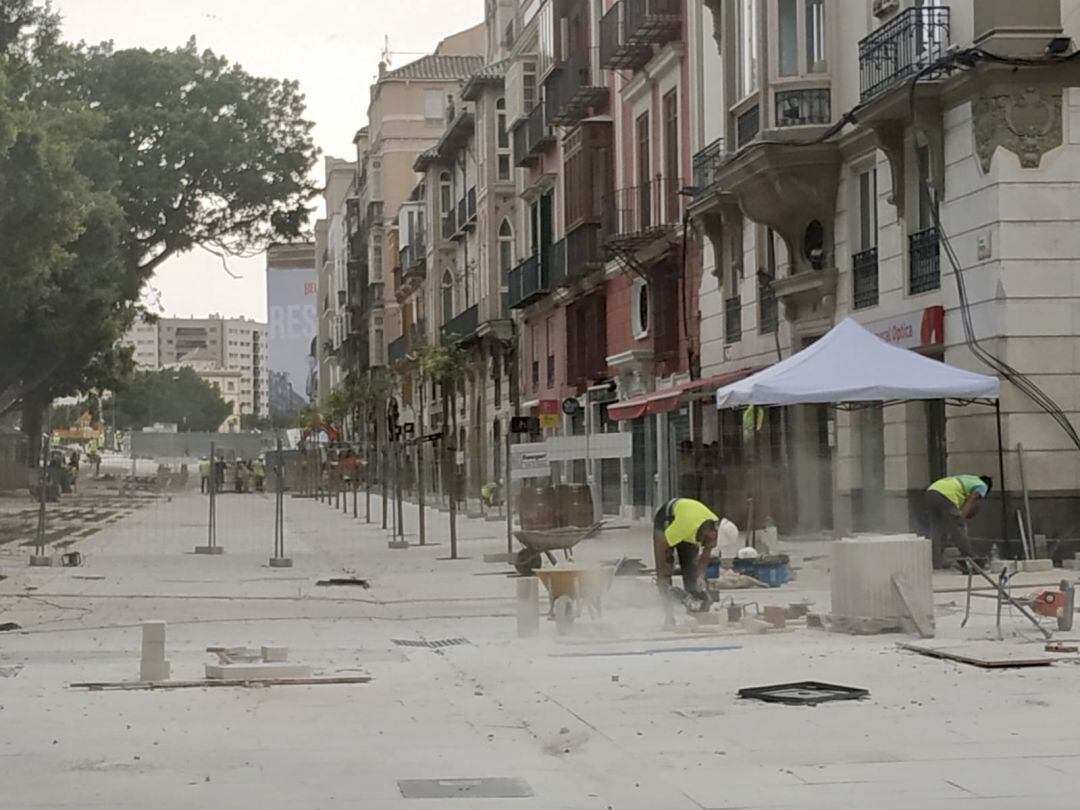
(71, 675, 372, 691)
(898, 642, 1052, 668)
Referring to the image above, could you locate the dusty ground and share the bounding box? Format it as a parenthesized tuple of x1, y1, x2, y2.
(1, 478, 1078, 809)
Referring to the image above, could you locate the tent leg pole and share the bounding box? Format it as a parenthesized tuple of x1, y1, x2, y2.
(995, 400, 1009, 545)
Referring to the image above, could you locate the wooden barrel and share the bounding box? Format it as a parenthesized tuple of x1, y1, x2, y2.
(556, 484, 594, 529)
(519, 485, 557, 531)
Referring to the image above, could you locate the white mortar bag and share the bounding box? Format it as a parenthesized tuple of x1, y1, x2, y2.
(718, 518, 741, 556)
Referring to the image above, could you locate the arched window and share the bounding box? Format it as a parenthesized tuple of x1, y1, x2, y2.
(439, 171, 452, 218)
(498, 220, 514, 313)
(496, 98, 511, 181)
(442, 270, 455, 325)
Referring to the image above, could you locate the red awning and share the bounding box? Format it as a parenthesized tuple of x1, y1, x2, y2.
(607, 368, 762, 421)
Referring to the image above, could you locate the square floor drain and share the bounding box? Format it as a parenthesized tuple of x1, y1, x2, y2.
(397, 777, 533, 799)
(738, 681, 869, 706)
(391, 638, 470, 649)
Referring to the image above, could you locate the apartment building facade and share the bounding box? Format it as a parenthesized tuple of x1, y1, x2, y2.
(690, 0, 1080, 538)
(315, 157, 358, 405)
(121, 314, 269, 427)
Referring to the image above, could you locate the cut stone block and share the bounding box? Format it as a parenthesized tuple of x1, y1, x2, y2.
(762, 606, 787, 629)
(741, 617, 771, 634)
(140, 660, 171, 682)
(28, 556, 53, 567)
(693, 612, 724, 626)
(268, 557, 293, 568)
(261, 645, 288, 663)
(194, 545, 225, 555)
(142, 621, 166, 644)
(1061, 559, 1080, 570)
(204, 662, 311, 680)
(830, 535, 934, 637)
(1020, 558, 1054, 572)
(140, 641, 166, 663)
(387, 540, 410, 550)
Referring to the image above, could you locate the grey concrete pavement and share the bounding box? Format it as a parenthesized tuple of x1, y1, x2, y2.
(1, 486, 1079, 809)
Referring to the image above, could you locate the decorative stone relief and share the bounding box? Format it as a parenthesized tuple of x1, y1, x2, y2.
(703, 0, 722, 53)
(973, 87, 1063, 174)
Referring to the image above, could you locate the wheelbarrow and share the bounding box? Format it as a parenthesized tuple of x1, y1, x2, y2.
(535, 564, 617, 630)
(513, 522, 606, 576)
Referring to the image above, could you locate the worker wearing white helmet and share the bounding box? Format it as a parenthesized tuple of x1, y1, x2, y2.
(653, 497, 739, 622)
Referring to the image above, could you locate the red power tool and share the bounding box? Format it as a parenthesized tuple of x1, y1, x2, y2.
(1026, 580, 1076, 632)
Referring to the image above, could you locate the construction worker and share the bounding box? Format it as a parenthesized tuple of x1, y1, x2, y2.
(252, 456, 266, 493)
(925, 474, 993, 569)
(198, 457, 210, 494)
(653, 497, 740, 623)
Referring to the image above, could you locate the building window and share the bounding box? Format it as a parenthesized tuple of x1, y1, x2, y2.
(498, 220, 513, 313)
(737, 0, 759, 99)
(806, 0, 826, 73)
(440, 171, 452, 218)
(632, 277, 649, 338)
(424, 89, 444, 122)
(636, 112, 651, 228)
(496, 98, 511, 181)
(441, 270, 454, 325)
(778, 0, 826, 77)
(760, 228, 779, 333)
(663, 89, 679, 222)
(779, 0, 798, 76)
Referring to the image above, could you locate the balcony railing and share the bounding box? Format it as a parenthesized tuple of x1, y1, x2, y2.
(908, 226, 940, 294)
(388, 334, 408, 365)
(441, 210, 456, 240)
(859, 6, 951, 101)
(775, 88, 831, 128)
(725, 295, 742, 344)
(466, 187, 477, 225)
(565, 223, 604, 280)
(545, 47, 608, 127)
(508, 254, 548, 309)
(736, 105, 760, 148)
(692, 137, 726, 201)
(601, 176, 685, 249)
(852, 247, 879, 309)
(600, 0, 681, 71)
(456, 198, 467, 233)
(441, 304, 479, 345)
(513, 103, 555, 167)
(549, 237, 568, 290)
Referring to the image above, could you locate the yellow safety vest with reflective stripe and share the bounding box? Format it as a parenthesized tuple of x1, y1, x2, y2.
(664, 498, 719, 547)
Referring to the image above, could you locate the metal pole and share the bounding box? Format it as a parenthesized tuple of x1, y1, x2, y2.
(994, 400, 1009, 544)
(506, 427, 513, 554)
(1017, 441, 1034, 553)
(269, 436, 292, 567)
(33, 433, 48, 561)
(396, 443, 405, 543)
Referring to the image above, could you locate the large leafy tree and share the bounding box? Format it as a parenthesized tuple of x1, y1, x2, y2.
(106, 368, 233, 433)
(0, 1, 319, 444)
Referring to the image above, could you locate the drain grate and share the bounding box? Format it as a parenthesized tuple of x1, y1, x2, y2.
(738, 680, 869, 706)
(397, 777, 532, 799)
(391, 638, 470, 649)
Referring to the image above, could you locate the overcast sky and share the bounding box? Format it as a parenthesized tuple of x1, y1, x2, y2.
(53, 0, 479, 322)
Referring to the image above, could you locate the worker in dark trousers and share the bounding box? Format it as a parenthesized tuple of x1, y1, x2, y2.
(653, 497, 739, 625)
(925, 474, 992, 569)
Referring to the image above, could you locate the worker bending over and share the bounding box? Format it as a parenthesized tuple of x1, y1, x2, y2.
(925, 474, 992, 569)
(653, 497, 739, 620)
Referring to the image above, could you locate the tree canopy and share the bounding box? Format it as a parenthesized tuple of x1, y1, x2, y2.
(106, 368, 233, 433)
(0, 0, 319, 437)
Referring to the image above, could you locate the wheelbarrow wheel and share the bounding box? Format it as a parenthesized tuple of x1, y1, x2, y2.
(514, 548, 542, 576)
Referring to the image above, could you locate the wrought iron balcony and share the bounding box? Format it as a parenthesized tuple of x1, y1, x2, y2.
(508, 254, 548, 309)
(512, 103, 554, 167)
(758, 276, 778, 335)
(441, 304, 479, 345)
(601, 176, 685, 251)
(852, 247, 879, 310)
(859, 5, 950, 102)
(545, 47, 608, 127)
(908, 227, 940, 294)
(387, 334, 408, 365)
(565, 223, 604, 281)
(692, 137, 726, 201)
(466, 187, 477, 226)
(725, 295, 742, 344)
(600, 0, 681, 71)
(403, 237, 426, 281)
(441, 210, 456, 241)
(549, 237, 568, 290)
(775, 88, 831, 128)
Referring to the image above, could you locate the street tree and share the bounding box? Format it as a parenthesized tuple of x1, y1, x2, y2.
(418, 343, 467, 559)
(105, 368, 232, 433)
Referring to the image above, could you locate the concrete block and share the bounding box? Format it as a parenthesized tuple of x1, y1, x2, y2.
(261, 646, 288, 663)
(694, 612, 724, 626)
(204, 662, 312, 680)
(28, 556, 53, 567)
(140, 659, 171, 682)
(140, 641, 166, 663)
(142, 621, 166, 644)
(387, 540, 409, 550)
(762, 606, 787, 629)
(741, 617, 771, 634)
(483, 552, 517, 563)
(194, 545, 225, 555)
(268, 557, 293, 568)
(830, 535, 934, 634)
(1020, 558, 1054, 572)
(1061, 559, 1080, 570)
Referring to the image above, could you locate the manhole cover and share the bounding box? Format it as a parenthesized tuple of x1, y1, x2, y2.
(391, 638, 470, 649)
(738, 681, 869, 706)
(397, 777, 532, 799)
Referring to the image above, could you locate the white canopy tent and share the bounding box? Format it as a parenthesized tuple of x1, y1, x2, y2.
(714, 318, 999, 408)
(714, 317, 1007, 539)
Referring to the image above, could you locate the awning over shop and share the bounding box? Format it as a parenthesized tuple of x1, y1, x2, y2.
(608, 368, 761, 421)
(715, 318, 1000, 408)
